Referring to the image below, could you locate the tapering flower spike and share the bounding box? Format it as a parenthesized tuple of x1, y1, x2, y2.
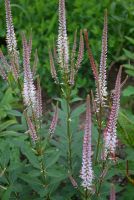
(22, 33, 36, 110)
(5, 0, 17, 53)
(57, 0, 69, 72)
(27, 116, 38, 142)
(0, 49, 10, 72)
(96, 10, 108, 107)
(36, 77, 43, 119)
(5, 0, 19, 79)
(84, 29, 98, 81)
(49, 103, 58, 135)
(69, 30, 77, 85)
(75, 30, 84, 72)
(49, 49, 59, 83)
(80, 95, 94, 190)
(110, 184, 116, 200)
(0, 64, 7, 80)
(103, 66, 122, 160)
(0, 50, 8, 79)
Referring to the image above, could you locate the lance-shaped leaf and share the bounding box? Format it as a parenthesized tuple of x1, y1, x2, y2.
(57, 0, 69, 72)
(84, 29, 98, 80)
(49, 103, 58, 135)
(103, 67, 122, 160)
(80, 95, 94, 190)
(22, 33, 36, 109)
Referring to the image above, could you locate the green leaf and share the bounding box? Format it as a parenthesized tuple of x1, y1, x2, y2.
(7, 110, 22, 117)
(125, 36, 134, 45)
(0, 120, 17, 132)
(71, 104, 85, 118)
(125, 69, 134, 77)
(123, 49, 134, 60)
(21, 144, 40, 169)
(19, 174, 42, 186)
(45, 149, 60, 168)
(0, 131, 19, 137)
(118, 111, 134, 147)
(123, 86, 134, 97)
(2, 185, 13, 200)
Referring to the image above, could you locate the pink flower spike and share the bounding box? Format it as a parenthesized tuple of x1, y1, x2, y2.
(0, 64, 7, 80)
(103, 66, 122, 160)
(5, 0, 19, 79)
(75, 30, 84, 72)
(80, 95, 94, 190)
(96, 10, 108, 107)
(36, 77, 43, 119)
(84, 29, 98, 81)
(27, 116, 38, 142)
(49, 49, 59, 83)
(49, 103, 58, 135)
(5, 0, 17, 53)
(22, 33, 36, 109)
(57, 0, 69, 72)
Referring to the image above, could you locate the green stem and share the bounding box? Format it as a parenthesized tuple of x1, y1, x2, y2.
(96, 160, 108, 196)
(66, 90, 72, 174)
(95, 105, 102, 164)
(85, 189, 88, 200)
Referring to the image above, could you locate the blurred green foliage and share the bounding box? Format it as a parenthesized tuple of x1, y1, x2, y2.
(0, 0, 134, 96)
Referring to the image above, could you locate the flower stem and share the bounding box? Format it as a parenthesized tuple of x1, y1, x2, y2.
(95, 105, 102, 164)
(66, 89, 73, 174)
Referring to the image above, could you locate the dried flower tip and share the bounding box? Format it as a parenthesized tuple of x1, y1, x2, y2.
(49, 49, 59, 83)
(69, 176, 78, 188)
(103, 67, 122, 160)
(80, 95, 94, 190)
(75, 30, 84, 72)
(84, 29, 98, 80)
(110, 184, 116, 200)
(49, 103, 58, 135)
(57, 0, 69, 72)
(27, 116, 38, 142)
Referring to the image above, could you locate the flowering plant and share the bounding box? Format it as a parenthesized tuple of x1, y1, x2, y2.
(0, 0, 131, 200)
